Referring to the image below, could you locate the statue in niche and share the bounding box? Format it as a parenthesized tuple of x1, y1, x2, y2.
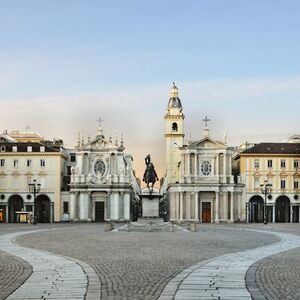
(143, 154, 159, 194)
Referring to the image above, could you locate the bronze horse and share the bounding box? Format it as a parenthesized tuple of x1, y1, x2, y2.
(143, 154, 159, 194)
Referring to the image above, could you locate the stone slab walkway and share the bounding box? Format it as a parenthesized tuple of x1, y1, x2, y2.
(0, 229, 100, 300)
(159, 228, 300, 300)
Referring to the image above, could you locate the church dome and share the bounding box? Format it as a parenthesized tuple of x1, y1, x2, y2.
(167, 82, 182, 108)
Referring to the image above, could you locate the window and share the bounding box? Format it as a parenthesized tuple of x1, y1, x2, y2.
(40, 146, 45, 152)
(13, 159, 18, 167)
(70, 154, 76, 162)
(294, 181, 299, 189)
(281, 180, 286, 189)
(12, 146, 17, 152)
(40, 159, 46, 167)
(27, 146, 32, 152)
(254, 160, 260, 168)
(63, 202, 69, 213)
(171, 122, 178, 132)
(0, 146, 5, 152)
(267, 160, 273, 168)
(254, 177, 260, 189)
(27, 159, 32, 167)
(294, 160, 299, 169)
(281, 160, 286, 168)
(0, 159, 5, 167)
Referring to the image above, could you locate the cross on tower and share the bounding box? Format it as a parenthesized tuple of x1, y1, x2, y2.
(202, 116, 210, 128)
(97, 116, 104, 127)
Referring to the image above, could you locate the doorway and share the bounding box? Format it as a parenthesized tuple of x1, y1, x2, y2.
(95, 202, 105, 222)
(202, 202, 211, 223)
(35, 195, 51, 223)
(8, 195, 23, 222)
(276, 196, 290, 222)
(249, 196, 264, 223)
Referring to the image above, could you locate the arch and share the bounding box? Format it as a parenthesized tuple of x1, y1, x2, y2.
(8, 195, 24, 223)
(171, 122, 178, 132)
(275, 195, 290, 223)
(249, 196, 264, 223)
(35, 194, 51, 223)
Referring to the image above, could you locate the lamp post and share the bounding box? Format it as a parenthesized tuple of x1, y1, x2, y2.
(28, 179, 41, 223)
(260, 180, 272, 225)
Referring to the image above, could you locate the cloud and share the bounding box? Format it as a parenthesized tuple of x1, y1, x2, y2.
(0, 76, 299, 178)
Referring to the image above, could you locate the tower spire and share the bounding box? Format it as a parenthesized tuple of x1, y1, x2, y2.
(170, 82, 179, 98)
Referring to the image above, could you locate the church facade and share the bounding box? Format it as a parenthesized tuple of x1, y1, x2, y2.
(161, 84, 245, 223)
(68, 125, 140, 222)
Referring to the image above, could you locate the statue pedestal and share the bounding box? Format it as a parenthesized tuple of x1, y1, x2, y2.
(142, 196, 159, 217)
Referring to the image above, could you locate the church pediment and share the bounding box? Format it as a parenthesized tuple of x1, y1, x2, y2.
(188, 137, 226, 150)
(82, 136, 118, 151)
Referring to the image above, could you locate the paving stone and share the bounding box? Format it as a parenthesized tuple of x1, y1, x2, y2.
(160, 227, 300, 300)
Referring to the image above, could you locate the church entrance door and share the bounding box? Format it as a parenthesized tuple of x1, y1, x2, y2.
(202, 202, 211, 223)
(95, 202, 105, 222)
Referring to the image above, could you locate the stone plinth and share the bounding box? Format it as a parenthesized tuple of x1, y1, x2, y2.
(142, 197, 159, 217)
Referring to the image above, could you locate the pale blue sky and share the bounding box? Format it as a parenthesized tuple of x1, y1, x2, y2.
(0, 1, 299, 176)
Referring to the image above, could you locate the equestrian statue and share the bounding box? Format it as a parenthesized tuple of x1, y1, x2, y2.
(143, 154, 159, 194)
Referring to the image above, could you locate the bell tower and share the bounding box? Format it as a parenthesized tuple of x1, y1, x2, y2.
(164, 83, 185, 183)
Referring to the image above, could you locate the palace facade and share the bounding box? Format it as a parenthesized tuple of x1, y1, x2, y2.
(235, 142, 300, 223)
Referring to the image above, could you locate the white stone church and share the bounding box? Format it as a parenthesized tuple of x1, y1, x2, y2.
(160, 84, 245, 223)
(68, 125, 140, 222)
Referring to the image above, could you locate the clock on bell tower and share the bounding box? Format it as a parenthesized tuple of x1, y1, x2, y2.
(164, 82, 185, 183)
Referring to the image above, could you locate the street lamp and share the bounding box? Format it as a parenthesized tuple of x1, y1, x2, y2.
(28, 179, 41, 223)
(260, 180, 272, 225)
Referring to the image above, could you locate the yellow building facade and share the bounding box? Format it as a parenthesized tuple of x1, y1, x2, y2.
(0, 136, 66, 223)
(237, 143, 300, 223)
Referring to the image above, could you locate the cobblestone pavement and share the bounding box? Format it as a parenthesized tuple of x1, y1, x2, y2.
(0, 230, 89, 300)
(0, 250, 32, 300)
(159, 228, 300, 300)
(230, 223, 300, 299)
(14, 224, 279, 300)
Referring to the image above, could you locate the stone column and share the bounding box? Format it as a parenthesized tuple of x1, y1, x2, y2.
(111, 192, 119, 220)
(123, 192, 130, 221)
(69, 192, 76, 221)
(223, 192, 228, 222)
(79, 193, 86, 221)
(195, 192, 199, 221)
(194, 154, 197, 177)
(272, 205, 276, 223)
(187, 154, 190, 176)
(223, 153, 227, 183)
(299, 206, 300, 223)
(186, 193, 191, 220)
(246, 202, 249, 223)
(290, 205, 293, 223)
(86, 193, 91, 222)
(229, 193, 234, 223)
(216, 154, 219, 176)
(5, 205, 9, 223)
(170, 193, 175, 221)
(215, 192, 220, 223)
(175, 192, 179, 220)
(179, 193, 183, 221)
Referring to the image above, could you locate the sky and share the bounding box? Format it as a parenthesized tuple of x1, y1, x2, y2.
(0, 0, 299, 179)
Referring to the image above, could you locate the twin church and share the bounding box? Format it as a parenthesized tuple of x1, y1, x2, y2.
(161, 84, 244, 223)
(1, 83, 298, 223)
